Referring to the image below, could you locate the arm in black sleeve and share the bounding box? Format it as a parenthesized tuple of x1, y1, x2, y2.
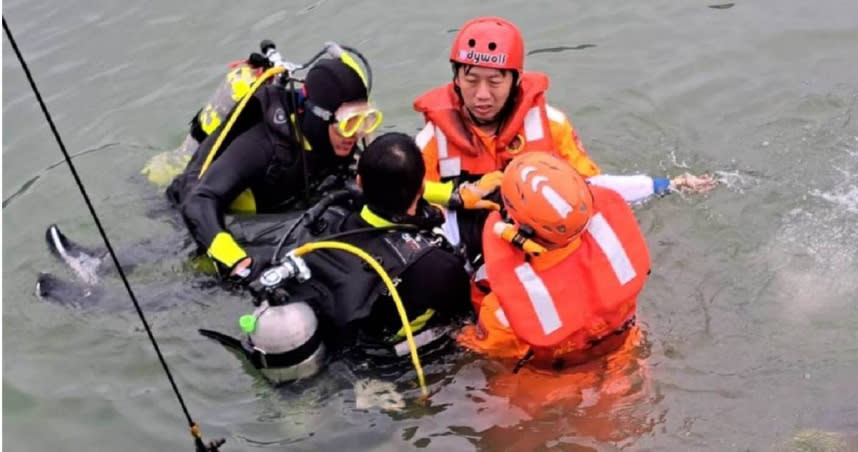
(181, 123, 272, 267)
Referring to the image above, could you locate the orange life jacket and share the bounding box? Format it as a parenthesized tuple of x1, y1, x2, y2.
(482, 186, 651, 361)
(413, 72, 558, 179)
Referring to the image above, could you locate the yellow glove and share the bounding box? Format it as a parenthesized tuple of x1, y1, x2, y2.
(450, 171, 503, 211)
(207, 232, 248, 270)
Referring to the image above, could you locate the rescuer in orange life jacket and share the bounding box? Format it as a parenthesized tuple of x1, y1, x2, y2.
(412, 16, 716, 265)
(413, 16, 603, 262)
(457, 152, 651, 371)
(455, 152, 668, 447)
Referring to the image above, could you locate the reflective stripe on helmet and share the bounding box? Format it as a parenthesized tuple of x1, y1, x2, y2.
(541, 184, 573, 218)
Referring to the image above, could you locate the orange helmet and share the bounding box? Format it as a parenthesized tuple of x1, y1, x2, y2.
(449, 16, 524, 73)
(501, 152, 593, 247)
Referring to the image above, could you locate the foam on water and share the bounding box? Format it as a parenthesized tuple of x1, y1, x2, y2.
(766, 138, 858, 321)
(811, 185, 858, 215)
(712, 169, 760, 194)
(807, 137, 858, 213)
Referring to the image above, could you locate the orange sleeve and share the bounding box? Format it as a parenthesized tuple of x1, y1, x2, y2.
(456, 292, 530, 359)
(549, 111, 601, 177)
(415, 122, 441, 182)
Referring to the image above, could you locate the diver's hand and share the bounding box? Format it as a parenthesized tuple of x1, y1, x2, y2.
(229, 256, 266, 285)
(670, 173, 718, 194)
(449, 171, 504, 211)
(230, 257, 253, 278)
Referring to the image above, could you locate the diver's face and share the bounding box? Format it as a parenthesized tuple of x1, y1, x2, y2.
(455, 66, 515, 123)
(328, 124, 358, 157)
(328, 100, 376, 157)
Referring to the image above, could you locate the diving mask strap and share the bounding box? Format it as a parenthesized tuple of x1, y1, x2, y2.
(303, 99, 334, 122)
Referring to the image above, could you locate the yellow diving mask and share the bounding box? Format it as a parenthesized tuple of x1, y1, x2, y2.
(306, 100, 383, 138)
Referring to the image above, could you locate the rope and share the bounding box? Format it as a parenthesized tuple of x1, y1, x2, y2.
(2, 16, 221, 451)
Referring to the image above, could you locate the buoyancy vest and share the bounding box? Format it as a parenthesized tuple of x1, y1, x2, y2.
(413, 72, 558, 181)
(482, 186, 651, 361)
(285, 205, 447, 330)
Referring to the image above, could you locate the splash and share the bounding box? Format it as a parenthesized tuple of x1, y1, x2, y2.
(810, 185, 858, 215)
(712, 169, 760, 194)
(353, 379, 406, 411)
(765, 137, 858, 320)
(667, 150, 690, 170)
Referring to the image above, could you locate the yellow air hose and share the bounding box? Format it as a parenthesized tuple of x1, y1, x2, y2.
(198, 66, 286, 177)
(292, 240, 428, 398)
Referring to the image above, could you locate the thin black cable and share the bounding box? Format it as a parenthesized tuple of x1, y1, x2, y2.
(3, 15, 204, 439)
(286, 77, 312, 204)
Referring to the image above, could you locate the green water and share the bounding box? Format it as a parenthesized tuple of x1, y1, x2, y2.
(4, 1, 858, 450)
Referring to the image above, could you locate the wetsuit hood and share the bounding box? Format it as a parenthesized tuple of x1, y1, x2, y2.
(301, 59, 369, 162)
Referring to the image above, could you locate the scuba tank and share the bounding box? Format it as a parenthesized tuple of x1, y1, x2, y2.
(183, 40, 297, 155)
(142, 40, 299, 187)
(186, 39, 373, 157)
(199, 252, 326, 385)
(148, 40, 373, 189)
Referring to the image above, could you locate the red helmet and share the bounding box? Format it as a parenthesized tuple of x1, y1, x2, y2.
(501, 152, 593, 247)
(449, 16, 524, 73)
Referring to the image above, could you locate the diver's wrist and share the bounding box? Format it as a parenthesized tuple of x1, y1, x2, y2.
(231, 257, 253, 278)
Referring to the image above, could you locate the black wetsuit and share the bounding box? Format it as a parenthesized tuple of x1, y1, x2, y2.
(337, 212, 471, 342)
(166, 83, 352, 261)
(233, 202, 473, 352)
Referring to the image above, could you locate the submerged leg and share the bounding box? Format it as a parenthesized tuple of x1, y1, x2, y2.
(35, 272, 104, 307)
(45, 224, 105, 285)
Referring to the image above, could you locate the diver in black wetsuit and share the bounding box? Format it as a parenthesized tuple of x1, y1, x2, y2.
(167, 57, 383, 284)
(199, 132, 473, 383)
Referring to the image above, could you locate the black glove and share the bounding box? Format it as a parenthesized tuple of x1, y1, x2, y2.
(226, 254, 268, 287)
